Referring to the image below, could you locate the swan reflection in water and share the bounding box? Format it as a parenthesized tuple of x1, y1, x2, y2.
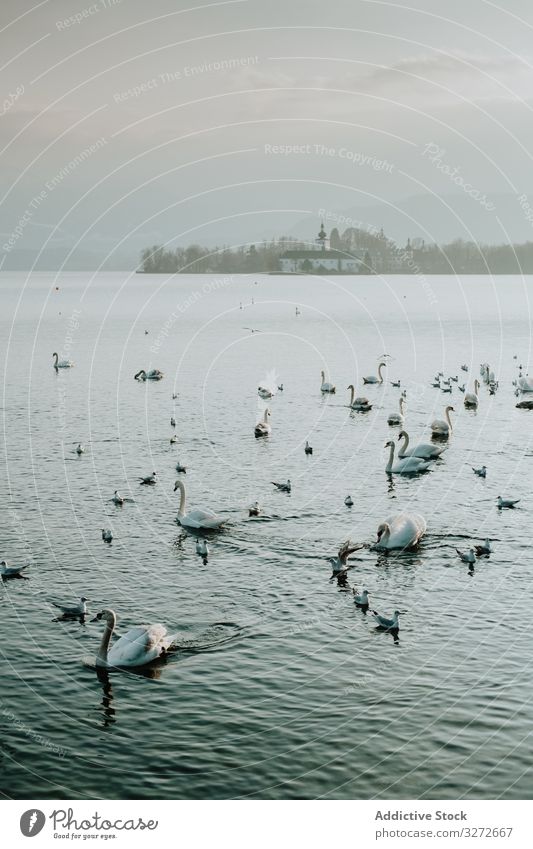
(91, 660, 167, 727)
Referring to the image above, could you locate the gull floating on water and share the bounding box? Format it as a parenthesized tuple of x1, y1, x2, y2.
(305, 440, 313, 455)
(175, 462, 187, 474)
(353, 588, 369, 606)
(272, 480, 291, 493)
(497, 496, 520, 509)
(328, 540, 364, 575)
(112, 490, 124, 505)
(472, 466, 487, 478)
(102, 529, 113, 543)
(196, 538, 209, 564)
(170, 416, 176, 427)
(75, 443, 85, 455)
(52, 597, 88, 617)
(372, 609, 400, 630)
(139, 472, 157, 485)
(249, 501, 261, 516)
(0, 560, 28, 578)
(456, 547, 476, 564)
(475, 539, 493, 556)
(344, 495, 354, 507)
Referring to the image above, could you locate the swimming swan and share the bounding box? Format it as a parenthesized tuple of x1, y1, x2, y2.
(385, 440, 431, 474)
(320, 370, 336, 393)
(53, 352, 74, 369)
(347, 384, 372, 411)
(92, 608, 178, 668)
(373, 513, 426, 550)
(430, 405, 454, 437)
(397, 430, 446, 460)
(363, 362, 386, 385)
(254, 408, 272, 437)
(387, 396, 405, 426)
(464, 379, 480, 408)
(174, 479, 227, 529)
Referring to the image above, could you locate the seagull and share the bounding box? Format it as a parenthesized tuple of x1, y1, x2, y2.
(304, 441, 313, 455)
(472, 466, 487, 478)
(475, 539, 493, 556)
(139, 472, 157, 485)
(101, 529, 113, 543)
(456, 548, 476, 564)
(278, 384, 284, 391)
(170, 417, 176, 427)
(344, 495, 354, 507)
(196, 538, 209, 564)
(328, 540, 364, 575)
(458, 384, 466, 392)
(497, 496, 520, 509)
(353, 588, 369, 606)
(248, 501, 261, 516)
(75, 443, 85, 455)
(175, 462, 187, 474)
(172, 393, 178, 400)
(52, 597, 88, 617)
(112, 490, 124, 506)
(391, 380, 401, 388)
(372, 609, 400, 630)
(272, 480, 291, 493)
(0, 560, 28, 578)
(170, 435, 177, 444)
(461, 364, 469, 371)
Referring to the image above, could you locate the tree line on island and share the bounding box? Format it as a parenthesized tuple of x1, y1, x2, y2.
(140, 226, 533, 274)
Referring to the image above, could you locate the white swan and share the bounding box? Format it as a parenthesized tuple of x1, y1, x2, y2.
(92, 608, 178, 668)
(254, 408, 271, 437)
(518, 375, 533, 392)
(53, 352, 73, 369)
(363, 362, 386, 385)
(397, 430, 446, 460)
(320, 370, 336, 393)
(387, 396, 405, 426)
(385, 440, 431, 474)
(373, 513, 426, 550)
(347, 384, 372, 411)
(249, 501, 261, 516)
(464, 379, 480, 408)
(430, 405, 454, 437)
(174, 479, 226, 529)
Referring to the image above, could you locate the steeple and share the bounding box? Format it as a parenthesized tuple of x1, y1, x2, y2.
(317, 221, 327, 251)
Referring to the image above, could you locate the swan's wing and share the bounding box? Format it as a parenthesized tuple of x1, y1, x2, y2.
(108, 624, 168, 666)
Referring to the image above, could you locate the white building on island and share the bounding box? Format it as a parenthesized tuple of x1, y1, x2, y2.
(279, 223, 366, 273)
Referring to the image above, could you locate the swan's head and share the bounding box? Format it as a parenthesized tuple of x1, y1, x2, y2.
(52, 352, 58, 357)
(384, 440, 394, 448)
(446, 406, 455, 413)
(91, 608, 115, 623)
(376, 522, 390, 541)
(379, 362, 386, 368)
(397, 430, 407, 440)
(393, 610, 400, 617)
(347, 384, 354, 390)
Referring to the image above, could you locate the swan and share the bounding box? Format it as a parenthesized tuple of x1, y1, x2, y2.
(353, 588, 369, 606)
(363, 362, 386, 385)
(373, 513, 426, 550)
(430, 406, 454, 437)
(372, 609, 400, 630)
(328, 540, 364, 574)
(472, 466, 487, 478)
(344, 495, 354, 507)
(102, 529, 113, 543)
(174, 479, 226, 530)
(0, 560, 28, 578)
(272, 480, 291, 492)
(497, 496, 520, 509)
(456, 548, 476, 564)
(347, 385, 372, 411)
(53, 597, 88, 616)
(385, 440, 431, 474)
(387, 396, 405, 426)
(518, 376, 533, 392)
(249, 501, 261, 516)
(112, 490, 124, 505)
(139, 472, 157, 485)
(305, 440, 313, 455)
(254, 408, 271, 438)
(320, 370, 336, 393)
(134, 369, 163, 381)
(53, 352, 74, 369)
(464, 379, 480, 408)
(475, 539, 493, 556)
(92, 609, 178, 668)
(397, 430, 445, 460)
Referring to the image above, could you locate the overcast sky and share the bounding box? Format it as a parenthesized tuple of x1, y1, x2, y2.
(2, 0, 533, 268)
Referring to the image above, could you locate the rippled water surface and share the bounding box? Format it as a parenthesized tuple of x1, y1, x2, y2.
(1, 271, 533, 799)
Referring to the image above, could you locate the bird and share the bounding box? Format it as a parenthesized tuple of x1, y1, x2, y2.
(101, 529, 113, 543)
(175, 462, 187, 474)
(430, 406, 454, 437)
(257, 386, 273, 399)
(52, 352, 74, 369)
(390, 380, 401, 388)
(112, 490, 124, 505)
(497, 496, 520, 509)
(134, 369, 163, 381)
(397, 430, 446, 459)
(441, 384, 452, 393)
(254, 408, 272, 437)
(248, 501, 261, 516)
(353, 588, 369, 606)
(387, 396, 405, 426)
(304, 440, 313, 455)
(464, 379, 480, 408)
(372, 609, 400, 630)
(272, 480, 291, 493)
(277, 384, 284, 391)
(170, 416, 176, 427)
(347, 385, 372, 411)
(472, 466, 487, 478)
(196, 538, 209, 563)
(344, 495, 354, 507)
(320, 370, 336, 393)
(328, 540, 364, 575)
(373, 513, 426, 550)
(139, 472, 157, 485)
(172, 393, 178, 400)
(52, 597, 88, 617)
(170, 435, 178, 444)
(91, 609, 178, 668)
(456, 547, 476, 564)
(174, 480, 226, 530)
(475, 539, 493, 556)
(461, 364, 469, 371)
(0, 560, 28, 578)
(458, 384, 466, 393)
(75, 443, 85, 455)
(384, 440, 431, 474)
(362, 362, 386, 385)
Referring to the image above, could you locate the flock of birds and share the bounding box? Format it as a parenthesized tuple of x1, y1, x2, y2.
(1, 347, 528, 666)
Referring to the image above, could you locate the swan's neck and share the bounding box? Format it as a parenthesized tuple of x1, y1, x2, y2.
(378, 363, 384, 383)
(381, 524, 391, 545)
(177, 482, 186, 515)
(53, 353, 58, 366)
(399, 397, 404, 414)
(446, 408, 453, 429)
(385, 443, 394, 472)
(348, 385, 354, 405)
(399, 431, 409, 453)
(97, 613, 116, 665)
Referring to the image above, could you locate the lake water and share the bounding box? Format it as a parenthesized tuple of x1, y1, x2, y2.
(1, 271, 533, 800)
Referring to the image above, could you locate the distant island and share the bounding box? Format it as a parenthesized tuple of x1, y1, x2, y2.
(139, 223, 533, 275)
